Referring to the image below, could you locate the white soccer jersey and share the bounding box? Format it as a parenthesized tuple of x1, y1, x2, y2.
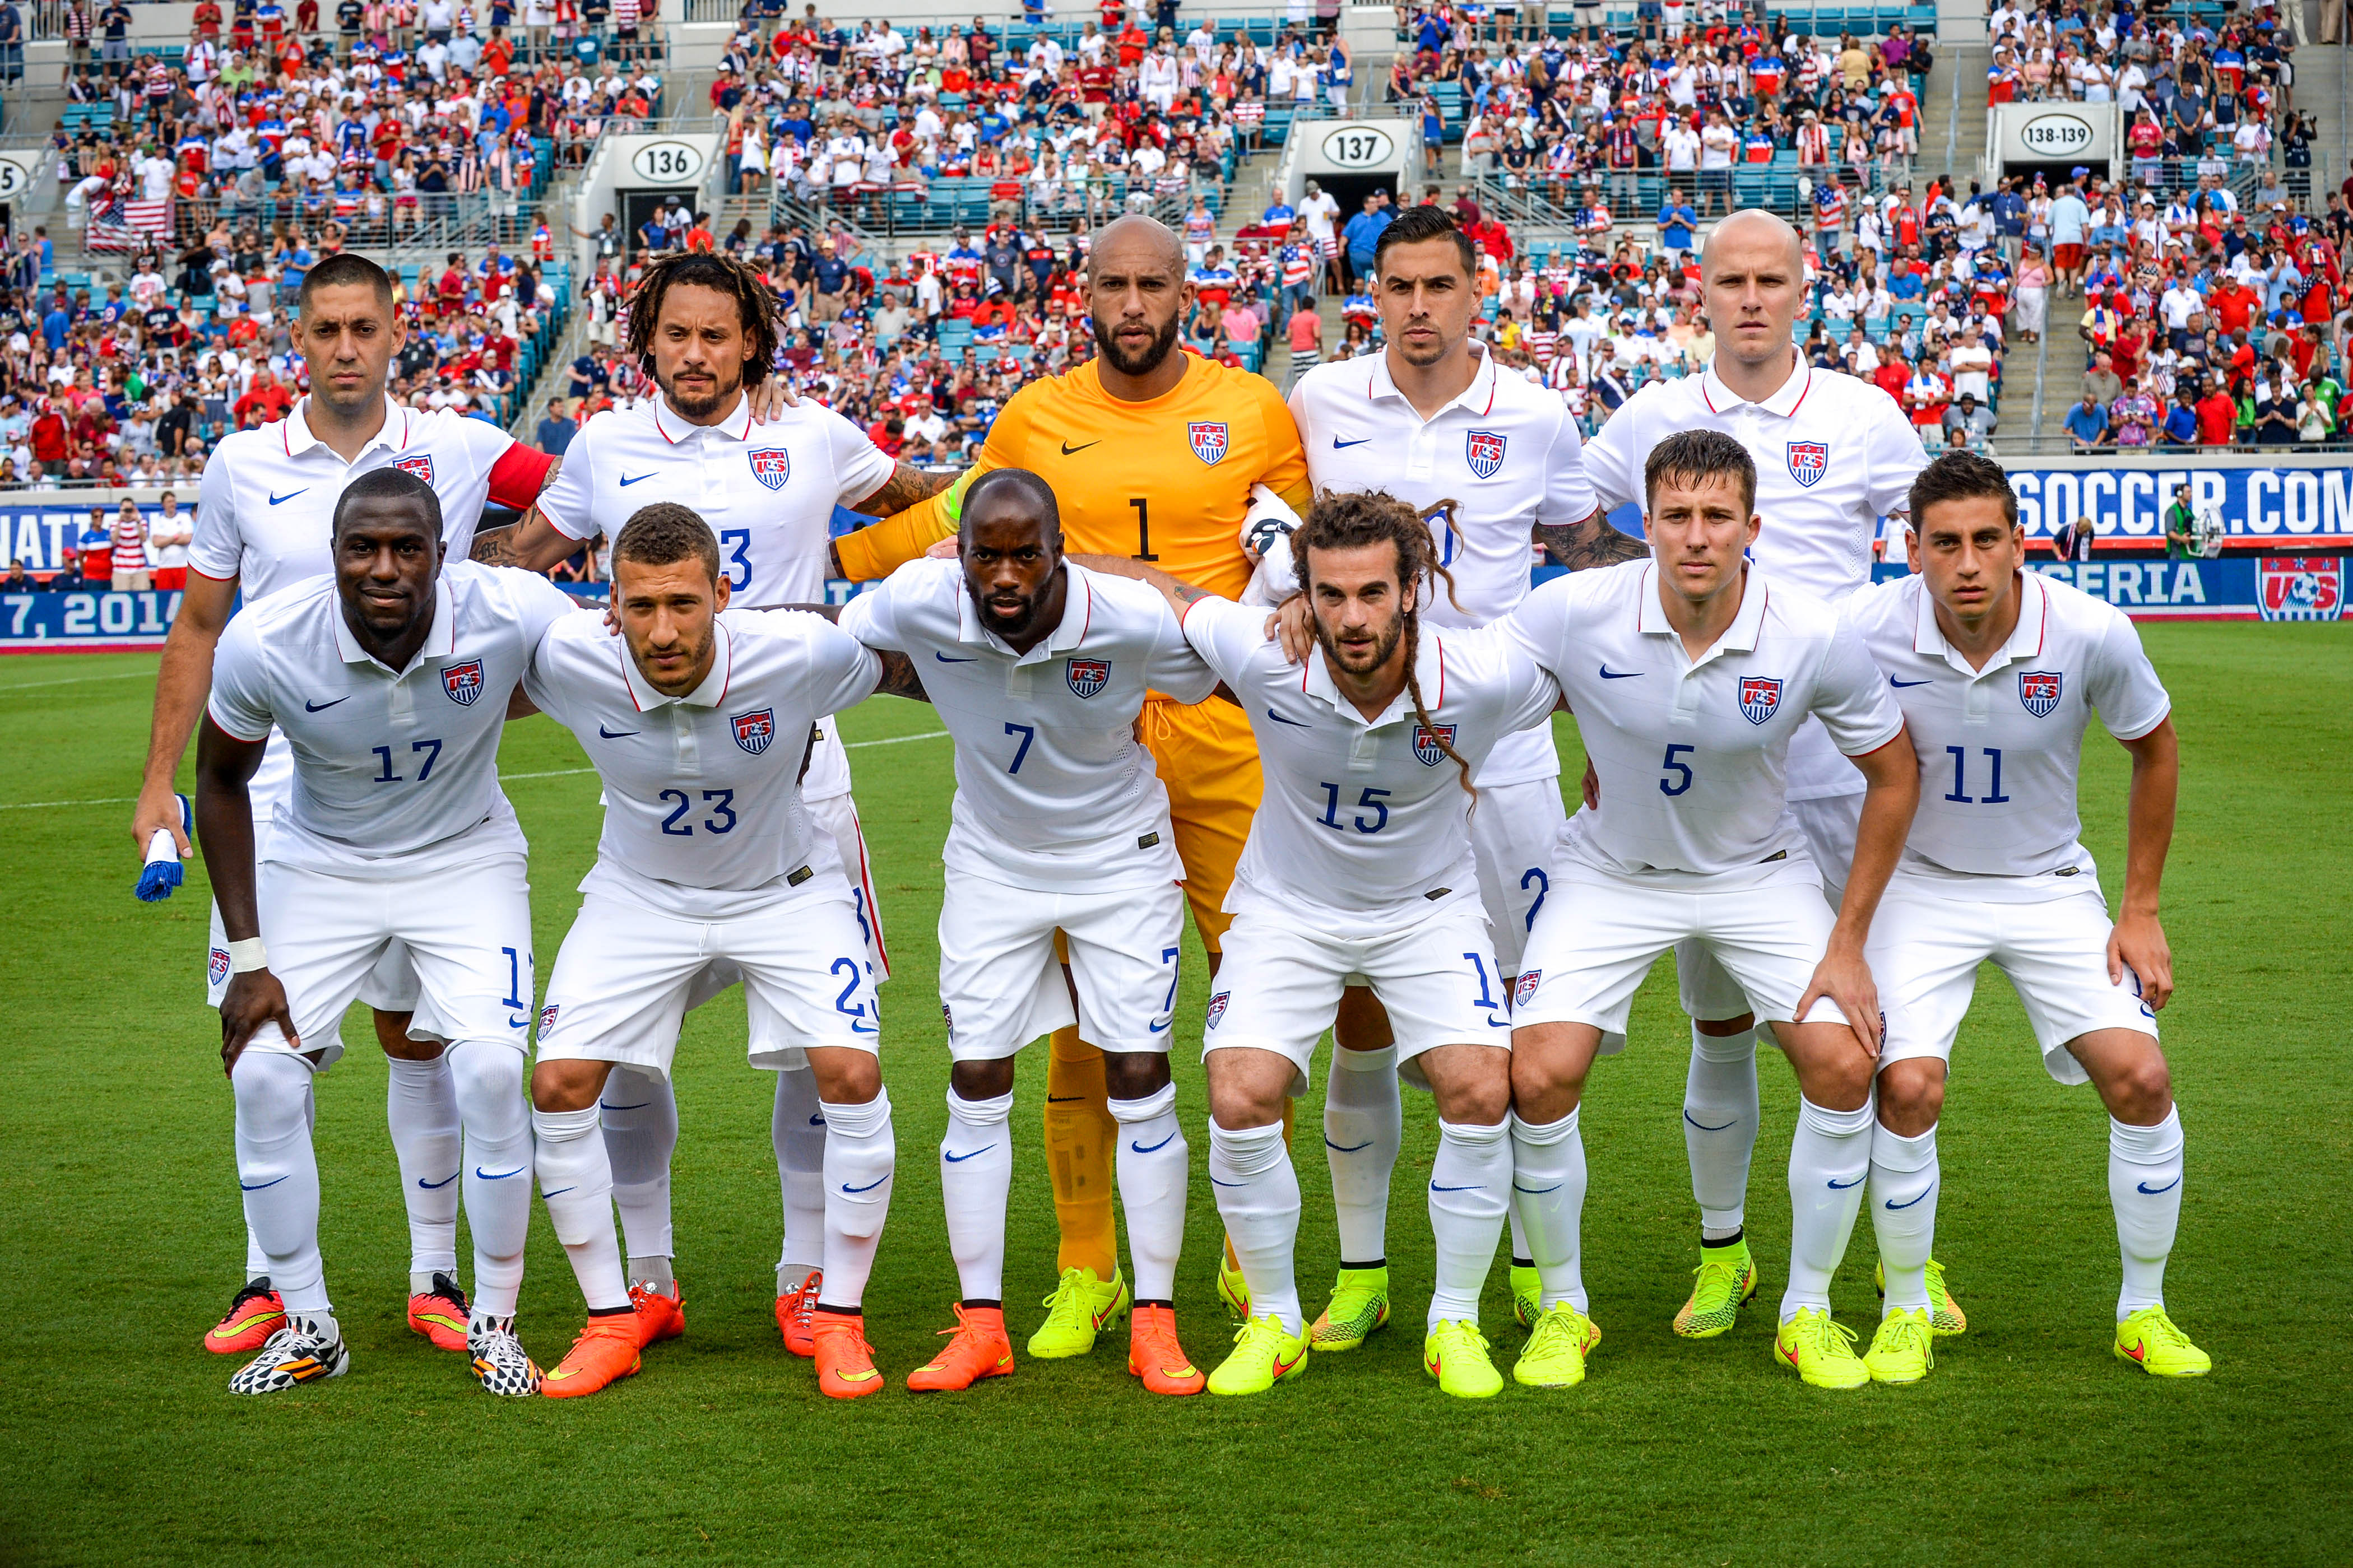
(837, 556, 1217, 892)
(1845, 570, 2170, 887)
(1180, 595, 1560, 920)
(1582, 359, 1925, 799)
(1503, 560, 1904, 878)
(522, 605, 884, 920)
(535, 390, 895, 801)
(206, 561, 576, 874)
(1288, 345, 1599, 789)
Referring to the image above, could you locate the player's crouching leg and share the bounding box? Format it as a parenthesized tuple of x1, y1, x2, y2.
(227, 1051, 348, 1395)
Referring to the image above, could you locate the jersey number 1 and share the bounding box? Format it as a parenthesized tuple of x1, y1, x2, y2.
(1129, 498, 1158, 562)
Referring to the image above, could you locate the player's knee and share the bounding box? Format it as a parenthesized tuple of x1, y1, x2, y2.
(530, 1058, 606, 1113)
(812, 1051, 883, 1106)
(231, 1051, 312, 1141)
(949, 1056, 1017, 1102)
(1101, 1050, 1171, 1101)
(2103, 1046, 2173, 1124)
(1435, 1073, 1511, 1128)
(1695, 1012, 1755, 1038)
(1813, 1045, 1876, 1111)
(1874, 1057, 1946, 1133)
(447, 1040, 527, 1127)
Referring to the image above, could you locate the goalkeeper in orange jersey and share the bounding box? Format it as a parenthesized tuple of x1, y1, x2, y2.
(834, 215, 1313, 1358)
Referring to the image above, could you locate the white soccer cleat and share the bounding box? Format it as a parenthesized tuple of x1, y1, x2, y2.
(228, 1314, 350, 1396)
(468, 1315, 543, 1397)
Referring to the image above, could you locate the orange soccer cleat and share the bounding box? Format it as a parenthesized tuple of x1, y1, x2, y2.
(539, 1313, 643, 1399)
(1128, 1304, 1208, 1396)
(204, 1278, 286, 1355)
(906, 1304, 1016, 1392)
(406, 1272, 472, 1352)
(776, 1268, 822, 1358)
(810, 1311, 887, 1399)
(629, 1281, 685, 1348)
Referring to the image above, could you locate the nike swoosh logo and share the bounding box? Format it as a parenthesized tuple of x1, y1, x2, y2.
(943, 1144, 994, 1163)
(1273, 1349, 1303, 1376)
(1331, 436, 1372, 448)
(841, 1175, 890, 1193)
(1047, 1095, 1087, 1104)
(1325, 1137, 1372, 1152)
(240, 1175, 289, 1191)
(475, 1167, 527, 1180)
(1885, 1187, 1934, 1210)
(541, 1185, 574, 1198)
(304, 696, 349, 711)
(508, 1014, 530, 1029)
(1210, 1176, 1245, 1187)
(1130, 1133, 1177, 1155)
(598, 724, 639, 738)
(1512, 1183, 1561, 1195)
(1430, 1182, 1483, 1193)
(809, 1114, 827, 1127)
(934, 652, 978, 663)
(1684, 1112, 1737, 1132)
(268, 488, 309, 505)
(1598, 665, 1642, 679)
(1826, 1174, 1866, 1190)
(598, 1102, 649, 1111)
(618, 472, 658, 486)
(416, 1172, 459, 1189)
(1891, 677, 1934, 688)
(850, 1020, 879, 1034)
(1266, 708, 1310, 727)
(1060, 440, 1101, 455)
(2136, 1176, 2182, 1195)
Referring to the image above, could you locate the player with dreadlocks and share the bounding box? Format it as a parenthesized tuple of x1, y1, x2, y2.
(485, 246, 954, 1358)
(1083, 490, 1563, 1400)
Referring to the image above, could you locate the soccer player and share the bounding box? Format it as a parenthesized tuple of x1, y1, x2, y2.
(837, 468, 1215, 1395)
(832, 214, 1312, 1356)
(1846, 452, 2204, 1381)
(1282, 202, 1641, 1343)
(133, 252, 561, 1361)
(1099, 491, 1561, 1399)
(1580, 210, 1933, 1340)
(518, 503, 922, 1400)
(1502, 431, 1920, 1391)
(194, 467, 577, 1397)
(484, 248, 947, 1353)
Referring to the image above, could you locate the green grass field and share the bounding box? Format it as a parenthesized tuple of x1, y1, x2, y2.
(2, 624, 2349, 1567)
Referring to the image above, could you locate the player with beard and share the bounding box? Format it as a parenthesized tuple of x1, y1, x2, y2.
(830, 215, 1314, 1360)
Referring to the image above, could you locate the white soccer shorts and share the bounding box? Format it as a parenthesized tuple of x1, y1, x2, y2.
(234, 854, 536, 1071)
(1674, 790, 1861, 1020)
(535, 881, 881, 1078)
(208, 897, 424, 1022)
(1203, 897, 1512, 1098)
(1868, 872, 2158, 1086)
(938, 866, 1186, 1061)
(1517, 860, 1849, 1051)
(1471, 776, 1568, 980)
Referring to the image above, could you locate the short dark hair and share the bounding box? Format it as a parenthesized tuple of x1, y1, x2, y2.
(1907, 449, 2020, 532)
(1373, 203, 1479, 282)
(1643, 429, 1757, 516)
(332, 464, 442, 540)
(614, 501, 722, 580)
(298, 252, 396, 318)
(960, 466, 1062, 537)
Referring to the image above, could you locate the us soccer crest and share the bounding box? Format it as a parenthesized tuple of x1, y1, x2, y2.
(731, 707, 776, 755)
(440, 658, 485, 706)
(1786, 440, 1828, 488)
(1739, 676, 1784, 725)
(2018, 670, 2064, 717)
(2258, 555, 2345, 621)
(537, 1003, 559, 1035)
(1187, 421, 1229, 465)
(1066, 657, 1110, 699)
(209, 947, 231, 987)
(1412, 723, 1457, 765)
(1465, 429, 1507, 480)
(393, 454, 435, 486)
(1205, 990, 1230, 1029)
(1514, 971, 1542, 1009)
(748, 448, 792, 491)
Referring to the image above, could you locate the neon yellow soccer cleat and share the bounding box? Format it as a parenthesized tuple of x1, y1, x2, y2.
(1876, 1257, 1968, 1336)
(1310, 1267, 1391, 1352)
(1207, 1314, 1308, 1396)
(1027, 1265, 1129, 1360)
(1423, 1319, 1504, 1399)
(1774, 1308, 1869, 1389)
(1863, 1307, 1936, 1385)
(1512, 1301, 1602, 1389)
(2114, 1307, 2211, 1378)
(1674, 1241, 1760, 1339)
(1509, 1264, 1542, 1328)
(1215, 1253, 1251, 1322)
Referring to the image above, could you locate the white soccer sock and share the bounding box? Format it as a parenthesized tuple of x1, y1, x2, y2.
(1110, 1083, 1187, 1302)
(1782, 1095, 1875, 1322)
(1685, 1025, 1760, 1239)
(244, 1224, 268, 1283)
(384, 1053, 461, 1282)
(234, 1053, 328, 1315)
(1208, 1119, 1303, 1336)
(773, 1067, 826, 1291)
(2110, 1108, 2184, 1319)
(1868, 1121, 1939, 1314)
(1324, 1044, 1401, 1265)
(818, 1091, 895, 1310)
(939, 1087, 1014, 1303)
(447, 1040, 532, 1319)
(532, 1104, 629, 1311)
(1510, 1109, 1588, 1313)
(599, 1065, 677, 1277)
(1427, 1118, 1510, 1331)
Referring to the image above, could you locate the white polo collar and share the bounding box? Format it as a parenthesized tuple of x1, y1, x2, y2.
(331, 575, 454, 676)
(281, 394, 412, 460)
(1298, 620, 1448, 729)
(1365, 339, 1500, 422)
(1911, 569, 2047, 674)
(620, 617, 735, 709)
(1639, 561, 1769, 664)
(650, 391, 758, 445)
(954, 564, 1094, 663)
(1699, 350, 1813, 417)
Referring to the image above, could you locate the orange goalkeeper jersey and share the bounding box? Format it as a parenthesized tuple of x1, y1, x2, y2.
(832, 352, 1313, 601)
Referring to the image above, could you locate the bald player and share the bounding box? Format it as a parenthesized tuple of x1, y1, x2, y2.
(833, 214, 1314, 1357)
(1580, 210, 1932, 1341)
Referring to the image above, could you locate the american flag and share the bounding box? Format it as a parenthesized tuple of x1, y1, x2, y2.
(85, 198, 173, 253)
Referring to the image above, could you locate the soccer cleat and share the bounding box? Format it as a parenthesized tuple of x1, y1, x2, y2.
(776, 1268, 820, 1358)
(203, 1278, 285, 1355)
(1214, 1253, 1252, 1322)
(406, 1272, 471, 1352)
(1877, 1257, 1969, 1336)
(629, 1281, 685, 1348)
(540, 1314, 642, 1399)
(1510, 1264, 1542, 1329)
(1028, 1265, 1129, 1359)
(1127, 1304, 1206, 1396)
(1310, 1266, 1392, 1351)
(1423, 1319, 1505, 1399)
(1863, 1307, 1936, 1385)
(1206, 1314, 1308, 1397)
(1774, 1308, 1870, 1389)
(228, 1314, 349, 1395)
(906, 1304, 1014, 1392)
(1674, 1241, 1760, 1339)
(468, 1315, 542, 1397)
(2114, 1306, 2211, 1378)
(1514, 1301, 1602, 1388)
(811, 1312, 887, 1399)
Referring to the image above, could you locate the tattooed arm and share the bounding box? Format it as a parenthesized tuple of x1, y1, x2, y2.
(829, 463, 958, 578)
(1534, 507, 1649, 570)
(1065, 552, 1215, 616)
(468, 458, 587, 573)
